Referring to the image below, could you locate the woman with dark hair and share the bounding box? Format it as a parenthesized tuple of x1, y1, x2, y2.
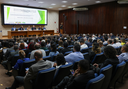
(27, 42, 35, 51)
(93, 46, 119, 73)
(58, 40, 63, 48)
(53, 53, 67, 69)
(19, 43, 26, 50)
(89, 42, 101, 62)
(49, 43, 59, 57)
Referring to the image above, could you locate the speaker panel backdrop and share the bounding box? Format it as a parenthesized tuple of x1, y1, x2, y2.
(59, 1, 128, 35)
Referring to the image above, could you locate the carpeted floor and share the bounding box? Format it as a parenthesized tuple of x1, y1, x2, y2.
(0, 64, 128, 89)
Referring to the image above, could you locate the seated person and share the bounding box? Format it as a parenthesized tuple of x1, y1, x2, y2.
(93, 46, 119, 74)
(58, 40, 63, 48)
(80, 38, 88, 50)
(18, 25, 24, 31)
(6, 50, 52, 89)
(54, 60, 95, 89)
(43, 26, 46, 30)
(65, 43, 84, 63)
(30, 43, 46, 59)
(40, 41, 48, 50)
(26, 26, 31, 31)
(61, 42, 71, 55)
(121, 38, 125, 46)
(53, 53, 68, 70)
(31, 25, 36, 30)
(49, 43, 59, 57)
(19, 43, 26, 50)
(86, 38, 93, 47)
(107, 39, 113, 46)
(11, 26, 16, 31)
(98, 41, 105, 52)
(89, 42, 101, 62)
(38, 26, 42, 30)
(117, 44, 128, 63)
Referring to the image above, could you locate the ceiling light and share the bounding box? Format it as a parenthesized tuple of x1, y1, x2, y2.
(68, 6, 72, 8)
(95, 1, 101, 3)
(8, 2, 14, 3)
(72, 3, 78, 5)
(49, 7, 53, 8)
(62, 1, 68, 3)
(51, 3, 56, 5)
(24, 0, 29, 1)
(61, 5, 66, 7)
(59, 8, 62, 10)
(38, 1, 44, 3)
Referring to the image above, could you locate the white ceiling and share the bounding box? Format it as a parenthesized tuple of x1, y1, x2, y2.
(0, 0, 115, 10)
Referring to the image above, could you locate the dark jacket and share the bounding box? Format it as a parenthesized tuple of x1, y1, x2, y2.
(61, 48, 71, 55)
(66, 70, 95, 89)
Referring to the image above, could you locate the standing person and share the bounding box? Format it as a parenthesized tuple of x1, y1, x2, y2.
(5, 50, 52, 89)
(60, 22, 63, 34)
(18, 26, 24, 31)
(11, 26, 16, 31)
(31, 25, 36, 30)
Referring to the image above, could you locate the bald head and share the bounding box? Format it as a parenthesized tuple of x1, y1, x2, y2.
(34, 50, 43, 61)
(34, 43, 41, 49)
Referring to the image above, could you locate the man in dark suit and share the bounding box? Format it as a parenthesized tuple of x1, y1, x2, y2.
(54, 60, 95, 89)
(11, 26, 16, 31)
(86, 38, 93, 47)
(31, 25, 36, 30)
(6, 50, 52, 89)
(61, 42, 71, 55)
(18, 25, 24, 30)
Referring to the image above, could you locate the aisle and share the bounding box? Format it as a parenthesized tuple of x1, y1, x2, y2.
(0, 64, 23, 89)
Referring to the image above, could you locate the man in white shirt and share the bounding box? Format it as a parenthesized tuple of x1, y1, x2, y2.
(30, 43, 46, 59)
(115, 38, 121, 47)
(80, 39, 88, 50)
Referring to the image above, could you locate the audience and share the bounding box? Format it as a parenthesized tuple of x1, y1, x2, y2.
(40, 41, 48, 50)
(6, 50, 52, 89)
(30, 43, 46, 59)
(121, 38, 125, 46)
(49, 43, 59, 57)
(86, 38, 93, 47)
(65, 43, 84, 63)
(98, 41, 105, 52)
(54, 60, 95, 89)
(117, 44, 128, 63)
(19, 43, 26, 50)
(58, 40, 63, 48)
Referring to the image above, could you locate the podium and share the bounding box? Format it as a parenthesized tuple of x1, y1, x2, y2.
(0, 30, 2, 39)
(60, 29, 63, 34)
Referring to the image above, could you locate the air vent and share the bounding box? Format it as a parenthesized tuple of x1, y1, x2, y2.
(73, 8, 88, 11)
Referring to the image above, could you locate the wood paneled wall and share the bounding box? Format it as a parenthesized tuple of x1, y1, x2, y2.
(59, 1, 128, 35)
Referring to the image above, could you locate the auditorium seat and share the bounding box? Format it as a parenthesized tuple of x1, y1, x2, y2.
(53, 63, 73, 86)
(103, 43, 108, 46)
(45, 50, 50, 56)
(86, 74, 105, 89)
(99, 64, 113, 89)
(50, 54, 57, 61)
(19, 59, 36, 76)
(57, 47, 63, 53)
(80, 47, 89, 53)
(83, 52, 90, 62)
(72, 59, 84, 70)
(27, 52, 31, 58)
(68, 45, 73, 48)
(118, 59, 128, 83)
(33, 67, 56, 89)
(109, 61, 126, 89)
(91, 52, 106, 64)
(43, 56, 51, 61)
(64, 51, 73, 56)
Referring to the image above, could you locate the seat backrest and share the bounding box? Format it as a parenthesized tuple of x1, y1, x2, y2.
(68, 45, 73, 48)
(99, 64, 113, 89)
(57, 47, 63, 52)
(86, 74, 105, 89)
(34, 67, 56, 89)
(53, 63, 73, 86)
(72, 59, 83, 70)
(80, 47, 89, 53)
(110, 61, 126, 87)
(27, 52, 31, 58)
(11, 54, 20, 66)
(51, 54, 57, 61)
(64, 51, 73, 56)
(91, 52, 106, 64)
(43, 56, 51, 61)
(45, 50, 50, 56)
(19, 59, 36, 76)
(83, 52, 90, 62)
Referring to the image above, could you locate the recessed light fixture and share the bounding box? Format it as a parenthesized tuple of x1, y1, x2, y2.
(8, 2, 14, 3)
(59, 8, 62, 10)
(68, 6, 72, 8)
(95, 1, 101, 3)
(51, 3, 56, 5)
(62, 1, 68, 3)
(72, 3, 78, 5)
(38, 1, 44, 3)
(24, 0, 29, 1)
(61, 5, 66, 7)
(49, 7, 53, 8)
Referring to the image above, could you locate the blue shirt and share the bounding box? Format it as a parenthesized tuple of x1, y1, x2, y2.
(11, 27, 16, 31)
(65, 52, 84, 63)
(18, 27, 24, 30)
(118, 52, 128, 63)
(14, 58, 30, 70)
(49, 51, 59, 57)
(31, 27, 36, 30)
